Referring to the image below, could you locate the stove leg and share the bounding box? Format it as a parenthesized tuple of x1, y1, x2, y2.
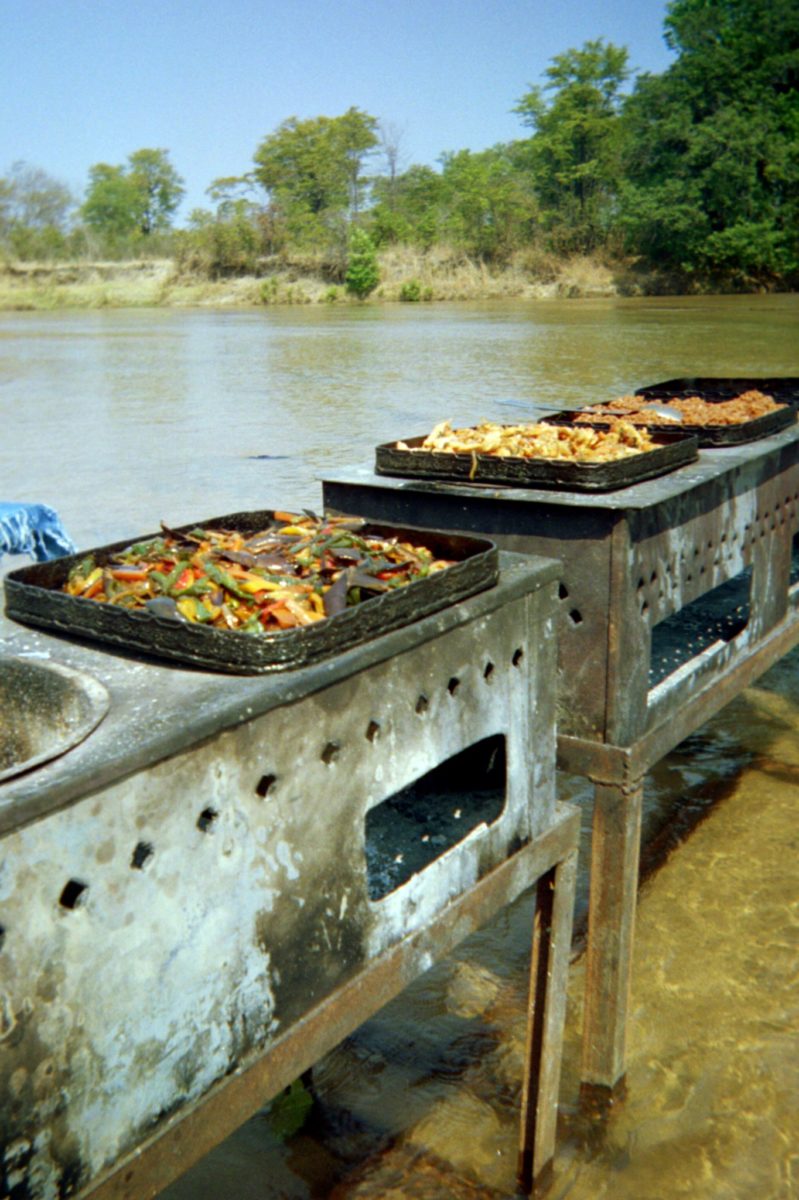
(517, 846, 578, 1195)
(580, 778, 644, 1097)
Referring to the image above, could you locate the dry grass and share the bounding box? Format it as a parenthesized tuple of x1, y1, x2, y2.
(0, 247, 626, 311)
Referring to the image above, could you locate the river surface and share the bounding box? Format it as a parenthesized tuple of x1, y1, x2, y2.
(1, 295, 798, 1198)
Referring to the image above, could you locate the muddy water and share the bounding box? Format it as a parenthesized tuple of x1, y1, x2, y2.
(1, 295, 798, 1197)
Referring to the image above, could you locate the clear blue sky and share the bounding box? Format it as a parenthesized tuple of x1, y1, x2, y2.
(2, 0, 676, 223)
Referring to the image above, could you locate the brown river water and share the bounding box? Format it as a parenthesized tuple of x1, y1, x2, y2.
(1, 295, 798, 1197)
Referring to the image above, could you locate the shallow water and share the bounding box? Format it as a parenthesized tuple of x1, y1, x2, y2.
(1, 295, 798, 1197)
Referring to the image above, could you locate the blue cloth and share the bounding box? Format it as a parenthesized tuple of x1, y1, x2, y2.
(0, 502, 77, 562)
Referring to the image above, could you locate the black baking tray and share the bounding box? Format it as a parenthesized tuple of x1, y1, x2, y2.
(635, 377, 799, 406)
(375, 428, 698, 492)
(3, 510, 499, 674)
(551, 402, 797, 447)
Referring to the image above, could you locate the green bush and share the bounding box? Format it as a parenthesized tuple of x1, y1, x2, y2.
(399, 278, 421, 302)
(345, 228, 379, 298)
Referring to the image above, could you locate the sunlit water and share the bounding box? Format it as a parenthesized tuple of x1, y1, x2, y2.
(1, 295, 798, 1198)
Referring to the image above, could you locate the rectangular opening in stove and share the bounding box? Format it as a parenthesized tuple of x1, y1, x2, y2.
(790, 531, 799, 595)
(365, 734, 506, 901)
(649, 567, 752, 690)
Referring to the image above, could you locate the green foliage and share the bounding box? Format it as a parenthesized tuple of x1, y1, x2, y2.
(515, 39, 629, 253)
(6, 5, 798, 290)
(259, 276, 279, 303)
(345, 227, 380, 298)
(81, 164, 140, 240)
(399, 278, 421, 301)
(369, 164, 443, 248)
(0, 161, 75, 260)
(82, 149, 185, 248)
(253, 108, 378, 253)
(126, 149, 185, 234)
(177, 200, 265, 278)
(438, 145, 538, 261)
(619, 0, 799, 282)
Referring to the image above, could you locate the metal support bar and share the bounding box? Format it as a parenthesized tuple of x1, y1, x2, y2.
(580, 781, 644, 1092)
(518, 846, 578, 1194)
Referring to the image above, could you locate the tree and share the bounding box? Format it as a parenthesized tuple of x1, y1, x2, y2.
(619, 0, 799, 282)
(438, 145, 538, 261)
(252, 108, 378, 251)
(345, 227, 379, 297)
(81, 149, 185, 243)
(81, 164, 140, 239)
(126, 148, 185, 234)
(369, 164, 444, 247)
(515, 39, 630, 252)
(0, 161, 75, 258)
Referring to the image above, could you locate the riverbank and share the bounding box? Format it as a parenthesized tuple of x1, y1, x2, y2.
(0, 251, 683, 310)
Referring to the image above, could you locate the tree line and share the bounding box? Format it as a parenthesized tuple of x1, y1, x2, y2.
(2, 0, 797, 289)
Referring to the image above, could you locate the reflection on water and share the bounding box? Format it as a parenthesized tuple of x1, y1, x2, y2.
(2, 295, 799, 554)
(2, 296, 798, 1197)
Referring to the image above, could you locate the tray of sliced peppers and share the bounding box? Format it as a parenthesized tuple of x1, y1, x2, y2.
(3, 510, 498, 673)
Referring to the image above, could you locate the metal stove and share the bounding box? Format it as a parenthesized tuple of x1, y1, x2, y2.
(323, 423, 799, 1096)
(0, 553, 577, 1198)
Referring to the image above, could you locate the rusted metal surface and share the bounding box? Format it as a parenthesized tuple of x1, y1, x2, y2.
(518, 846, 578, 1194)
(579, 781, 643, 1090)
(0, 554, 575, 1199)
(0, 554, 555, 837)
(82, 808, 580, 1200)
(323, 426, 799, 749)
(0, 656, 109, 782)
(323, 426, 799, 1095)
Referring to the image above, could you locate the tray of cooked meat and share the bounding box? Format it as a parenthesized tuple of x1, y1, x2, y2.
(634, 377, 799, 406)
(564, 389, 796, 447)
(3, 510, 499, 673)
(375, 419, 698, 492)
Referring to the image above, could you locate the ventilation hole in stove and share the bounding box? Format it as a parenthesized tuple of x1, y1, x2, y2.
(790, 532, 799, 591)
(415, 694, 429, 714)
(569, 609, 583, 625)
(59, 880, 88, 910)
(365, 720, 381, 742)
(447, 677, 461, 695)
(197, 807, 218, 832)
(321, 741, 340, 764)
(0, 925, 5, 950)
(131, 841, 154, 869)
(649, 566, 752, 690)
(256, 773, 277, 798)
(512, 647, 524, 667)
(483, 661, 495, 681)
(559, 582, 570, 600)
(365, 734, 506, 901)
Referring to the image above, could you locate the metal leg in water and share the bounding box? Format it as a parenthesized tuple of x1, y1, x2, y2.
(580, 779, 644, 1102)
(517, 847, 578, 1194)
